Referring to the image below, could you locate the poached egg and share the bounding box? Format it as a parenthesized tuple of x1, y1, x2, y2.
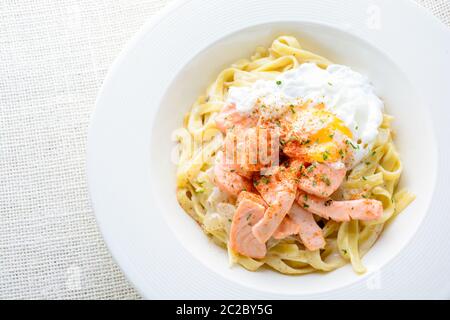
(226, 63, 384, 167)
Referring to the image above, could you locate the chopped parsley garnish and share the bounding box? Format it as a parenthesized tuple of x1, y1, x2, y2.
(346, 140, 359, 150)
(372, 151, 376, 157)
(321, 175, 331, 186)
(365, 162, 371, 166)
(362, 176, 367, 181)
(289, 105, 296, 114)
(303, 203, 310, 209)
(342, 249, 348, 255)
(301, 139, 311, 145)
(196, 188, 205, 194)
(260, 176, 270, 184)
(329, 134, 334, 139)
(246, 213, 252, 221)
(328, 82, 333, 86)
(339, 149, 345, 158)
(322, 151, 330, 161)
(276, 80, 282, 85)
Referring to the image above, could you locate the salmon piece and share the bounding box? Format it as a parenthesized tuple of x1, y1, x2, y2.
(296, 161, 346, 198)
(289, 203, 326, 251)
(282, 140, 310, 160)
(251, 166, 297, 243)
(296, 191, 383, 222)
(273, 216, 300, 240)
(253, 197, 295, 243)
(213, 152, 253, 197)
(252, 165, 297, 203)
(272, 203, 326, 251)
(223, 126, 279, 173)
(237, 191, 267, 208)
(215, 103, 259, 133)
(231, 166, 253, 180)
(229, 198, 267, 259)
(221, 143, 253, 179)
(222, 131, 253, 178)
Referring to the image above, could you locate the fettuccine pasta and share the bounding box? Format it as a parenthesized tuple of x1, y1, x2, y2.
(175, 36, 414, 275)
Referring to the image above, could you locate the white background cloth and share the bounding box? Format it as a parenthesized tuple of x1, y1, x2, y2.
(0, 0, 449, 300)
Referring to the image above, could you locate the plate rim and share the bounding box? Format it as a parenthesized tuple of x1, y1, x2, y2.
(87, 0, 450, 299)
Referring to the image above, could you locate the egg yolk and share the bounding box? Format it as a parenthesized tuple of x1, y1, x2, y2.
(292, 108, 353, 163)
(309, 109, 353, 142)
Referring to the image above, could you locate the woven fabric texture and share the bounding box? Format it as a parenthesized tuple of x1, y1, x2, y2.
(0, 0, 449, 300)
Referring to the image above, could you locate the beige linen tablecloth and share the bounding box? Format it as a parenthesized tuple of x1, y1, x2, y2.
(1, 0, 449, 299)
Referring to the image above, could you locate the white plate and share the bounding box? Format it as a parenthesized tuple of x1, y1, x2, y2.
(88, 0, 450, 299)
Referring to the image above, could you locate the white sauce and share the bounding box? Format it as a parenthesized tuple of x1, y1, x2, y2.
(226, 63, 384, 165)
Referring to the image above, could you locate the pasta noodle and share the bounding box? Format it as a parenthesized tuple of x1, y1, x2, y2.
(175, 36, 414, 275)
